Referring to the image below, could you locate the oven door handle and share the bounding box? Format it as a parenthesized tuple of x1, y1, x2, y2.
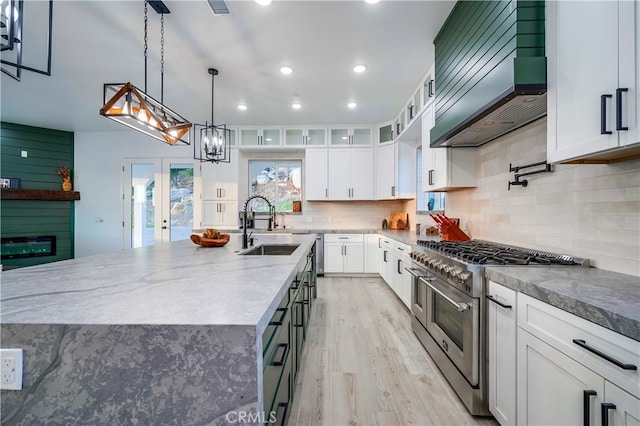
(423, 280, 471, 312)
(404, 267, 426, 278)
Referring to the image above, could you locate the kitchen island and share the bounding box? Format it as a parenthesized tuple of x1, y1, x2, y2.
(0, 233, 317, 425)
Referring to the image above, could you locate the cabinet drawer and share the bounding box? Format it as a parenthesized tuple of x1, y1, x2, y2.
(263, 315, 290, 412)
(262, 292, 290, 358)
(324, 233, 364, 243)
(517, 293, 640, 398)
(269, 353, 292, 426)
(392, 241, 410, 254)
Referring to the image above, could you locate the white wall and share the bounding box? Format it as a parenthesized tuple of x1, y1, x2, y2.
(74, 131, 193, 257)
(75, 133, 412, 256)
(443, 119, 640, 276)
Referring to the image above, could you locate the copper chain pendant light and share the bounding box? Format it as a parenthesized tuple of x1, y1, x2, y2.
(99, 1, 191, 146)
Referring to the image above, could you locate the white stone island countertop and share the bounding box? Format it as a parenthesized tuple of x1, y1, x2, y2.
(0, 233, 317, 336)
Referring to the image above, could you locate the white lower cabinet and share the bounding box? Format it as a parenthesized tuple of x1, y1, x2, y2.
(364, 234, 380, 273)
(378, 237, 410, 309)
(324, 234, 364, 273)
(517, 328, 604, 426)
(487, 281, 517, 426)
(509, 292, 640, 426)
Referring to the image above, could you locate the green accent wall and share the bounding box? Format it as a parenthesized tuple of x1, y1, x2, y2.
(1, 122, 75, 269)
(430, 0, 546, 145)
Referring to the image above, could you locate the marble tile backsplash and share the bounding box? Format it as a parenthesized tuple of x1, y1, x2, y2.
(444, 119, 640, 276)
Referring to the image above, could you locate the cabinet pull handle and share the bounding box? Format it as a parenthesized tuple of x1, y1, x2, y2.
(397, 247, 404, 251)
(269, 307, 288, 326)
(601, 403, 616, 426)
(270, 343, 289, 366)
(391, 186, 396, 197)
(428, 170, 434, 185)
(583, 390, 597, 426)
(601, 94, 613, 134)
(572, 339, 637, 370)
(275, 401, 289, 424)
(338, 237, 349, 239)
(325, 188, 328, 198)
(429, 79, 435, 97)
(378, 237, 381, 248)
(397, 259, 402, 274)
(486, 294, 512, 309)
(383, 250, 387, 262)
(616, 88, 629, 131)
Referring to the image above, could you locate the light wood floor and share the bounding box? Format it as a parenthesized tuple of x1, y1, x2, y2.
(287, 276, 498, 426)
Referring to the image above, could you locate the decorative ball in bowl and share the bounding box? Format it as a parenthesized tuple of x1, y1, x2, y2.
(190, 229, 231, 247)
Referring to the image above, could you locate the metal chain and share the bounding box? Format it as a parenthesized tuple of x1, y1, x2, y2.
(143, 1, 148, 93)
(160, 14, 164, 104)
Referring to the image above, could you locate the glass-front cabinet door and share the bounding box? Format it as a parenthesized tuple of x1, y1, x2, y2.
(352, 128, 371, 145)
(240, 128, 259, 146)
(239, 127, 281, 147)
(379, 122, 393, 144)
(262, 128, 281, 146)
(306, 128, 326, 146)
(330, 128, 350, 146)
(285, 128, 305, 146)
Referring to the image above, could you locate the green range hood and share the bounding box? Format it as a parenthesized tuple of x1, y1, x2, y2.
(430, 0, 547, 148)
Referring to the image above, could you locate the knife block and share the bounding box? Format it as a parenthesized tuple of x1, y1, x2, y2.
(441, 222, 471, 241)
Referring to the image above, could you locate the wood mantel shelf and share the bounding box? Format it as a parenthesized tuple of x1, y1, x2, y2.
(1, 189, 81, 201)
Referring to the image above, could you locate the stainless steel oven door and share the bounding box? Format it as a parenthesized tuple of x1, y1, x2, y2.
(406, 265, 427, 328)
(422, 275, 480, 386)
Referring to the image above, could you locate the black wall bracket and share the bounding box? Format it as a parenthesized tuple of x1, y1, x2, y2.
(508, 161, 552, 190)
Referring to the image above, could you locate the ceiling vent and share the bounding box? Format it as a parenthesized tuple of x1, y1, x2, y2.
(206, 0, 230, 15)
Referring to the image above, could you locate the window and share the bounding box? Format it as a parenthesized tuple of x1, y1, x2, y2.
(249, 160, 302, 212)
(416, 146, 445, 212)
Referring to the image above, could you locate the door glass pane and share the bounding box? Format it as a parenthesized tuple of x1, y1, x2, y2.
(414, 90, 421, 112)
(285, 129, 304, 145)
(306, 128, 325, 146)
(330, 128, 349, 145)
(263, 129, 281, 146)
(434, 296, 464, 350)
(241, 129, 259, 146)
(131, 164, 156, 248)
(228, 129, 237, 146)
(352, 128, 370, 145)
(168, 164, 194, 242)
(379, 124, 393, 143)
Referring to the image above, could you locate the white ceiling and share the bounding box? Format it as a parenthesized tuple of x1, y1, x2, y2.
(0, 0, 455, 133)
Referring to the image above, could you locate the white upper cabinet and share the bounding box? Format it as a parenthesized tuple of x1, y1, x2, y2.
(329, 126, 372, 146)
(327, 148, 373, 200)
(421, 104, 477, 191)
(305, 148, 328, 201)
(422, 65, 435, 109)
(239, 127, 282, 148)
(375, 142, 415, 200)
(547, 0, 640, 163)
(378, 121, 394, 145)
(284, 127, 327, 147)
(375, 144, 396, 199)
(201, 157, 239, 201)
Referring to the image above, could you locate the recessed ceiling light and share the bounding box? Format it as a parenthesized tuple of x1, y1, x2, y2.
(280, 66, 293, 75)
(237, 104, 247, 111)
(255, 0, 272, 6)
(364, 0, 381, 3)
(292, 102, 302, 110)
(353, 64, 367, 73)
(347, 102, 357, 109)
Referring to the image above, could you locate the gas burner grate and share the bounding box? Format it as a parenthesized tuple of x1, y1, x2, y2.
(416, 239, 587, 266)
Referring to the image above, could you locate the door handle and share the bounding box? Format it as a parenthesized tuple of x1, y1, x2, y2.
(601, 94, 613, 135)
(572, 339, 637, 370)
(583, 390, 597, 426)
(601, 403, 616, 426)
(486, 294, 512, 309)
(616, 88, 629, 131)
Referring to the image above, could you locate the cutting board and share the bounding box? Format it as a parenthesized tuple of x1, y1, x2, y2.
(389, 213, 409, 230)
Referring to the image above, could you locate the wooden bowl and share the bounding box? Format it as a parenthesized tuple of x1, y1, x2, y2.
(190, 233, 230, 247)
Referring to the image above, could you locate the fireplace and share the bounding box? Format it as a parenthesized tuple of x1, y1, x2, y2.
(1, 236, 57, 259)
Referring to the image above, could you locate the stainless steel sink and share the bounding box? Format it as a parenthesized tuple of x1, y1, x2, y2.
(241, 244, 300, 256)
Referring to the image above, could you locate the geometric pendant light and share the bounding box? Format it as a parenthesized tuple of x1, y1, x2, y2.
(193, 68, 231, 163)
(99, 1, 191, 145)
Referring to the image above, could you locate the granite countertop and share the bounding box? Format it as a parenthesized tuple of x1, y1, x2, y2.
(0, 234, 316, 336)
(485, 266, 640, 342)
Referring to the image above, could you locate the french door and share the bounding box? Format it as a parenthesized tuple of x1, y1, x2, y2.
(123, 158, 201, 249)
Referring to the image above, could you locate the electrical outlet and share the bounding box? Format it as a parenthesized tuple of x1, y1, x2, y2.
(0, 348, 23, 390)
(20, 150, 28, 158)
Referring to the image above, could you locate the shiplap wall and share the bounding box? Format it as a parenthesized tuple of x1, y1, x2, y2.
(0, 122, 75, 268)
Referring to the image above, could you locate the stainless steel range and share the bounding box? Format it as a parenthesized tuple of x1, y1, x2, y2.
(406, 240, 589, 416)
